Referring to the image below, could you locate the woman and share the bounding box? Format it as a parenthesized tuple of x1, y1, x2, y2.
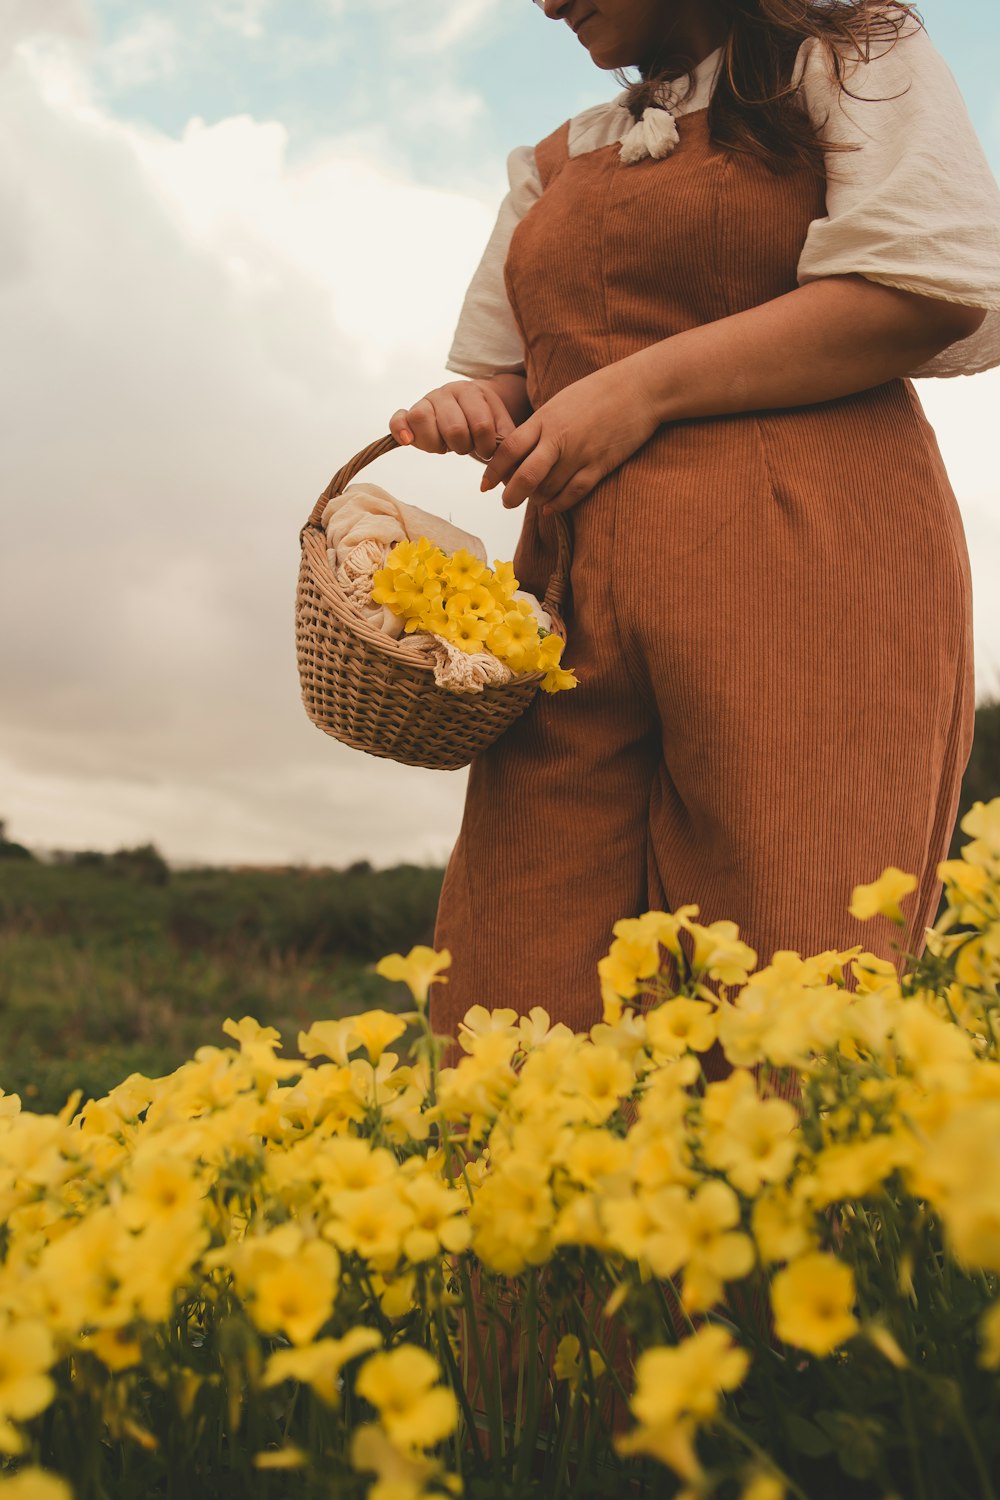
(390, 0, 1000, 1047)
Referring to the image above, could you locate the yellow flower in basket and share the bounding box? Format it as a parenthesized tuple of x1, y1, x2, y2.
(373, 537, 578, 694)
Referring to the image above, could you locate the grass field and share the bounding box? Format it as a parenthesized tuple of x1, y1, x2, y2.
(0, 861, 443, 1112)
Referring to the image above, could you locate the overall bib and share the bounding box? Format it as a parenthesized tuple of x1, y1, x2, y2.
(432, 111, 975, 1046)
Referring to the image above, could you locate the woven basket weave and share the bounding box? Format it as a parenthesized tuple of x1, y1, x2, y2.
(296, 434, 572, 771)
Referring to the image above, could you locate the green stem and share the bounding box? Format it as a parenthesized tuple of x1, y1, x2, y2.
(548, 1371, 584, 1498)
(434, 1300, 484, 1469)
(513, 1272, 541, 1487)
(458, 1259, 503, 1474)
(715, 1415, 810, 1500)
(900, 1373, 930, 1500)
(954, 1402, 999, 1500)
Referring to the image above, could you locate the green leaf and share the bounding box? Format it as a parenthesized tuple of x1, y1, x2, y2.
(785, 1412, 835, 1457)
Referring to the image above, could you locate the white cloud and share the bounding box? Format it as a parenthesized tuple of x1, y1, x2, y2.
(211, 0, 271, 42)
(127, 110, 498, 378)
(0, 33, 519, 865)
(101, 13, 179, 88)
(321, 0, 503, 56)
(0, 0, 93, 65)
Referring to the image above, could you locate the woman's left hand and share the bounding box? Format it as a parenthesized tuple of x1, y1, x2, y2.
(479, 357, 661, 513)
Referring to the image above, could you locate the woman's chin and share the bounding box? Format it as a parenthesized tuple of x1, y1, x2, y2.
(582, 42, 634, 71)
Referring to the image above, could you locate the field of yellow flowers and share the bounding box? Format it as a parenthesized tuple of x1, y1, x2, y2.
(1, 801, 999, 1500)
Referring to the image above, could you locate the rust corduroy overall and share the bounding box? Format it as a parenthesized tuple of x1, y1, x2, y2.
(432, 111, 975, 1045)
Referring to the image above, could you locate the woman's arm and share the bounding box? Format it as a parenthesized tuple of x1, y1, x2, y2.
(481, 276, 986, 513)
(389, 373, 531, 459)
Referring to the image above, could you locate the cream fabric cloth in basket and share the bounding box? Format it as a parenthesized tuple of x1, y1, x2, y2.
(322, 482, 551, 694)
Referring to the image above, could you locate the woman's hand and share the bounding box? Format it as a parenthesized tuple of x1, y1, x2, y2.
(480, 358, 661, 513)
(389, 375, 531, 461)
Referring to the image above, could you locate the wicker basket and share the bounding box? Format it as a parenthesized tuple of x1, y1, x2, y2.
(296, 434, 572, 771)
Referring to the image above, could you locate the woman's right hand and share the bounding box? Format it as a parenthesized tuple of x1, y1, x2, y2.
(389, 376, 529, 461)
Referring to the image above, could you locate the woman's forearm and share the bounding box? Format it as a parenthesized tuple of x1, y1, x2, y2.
(627, 275, 986, 425)
(478, 275, 985, 512)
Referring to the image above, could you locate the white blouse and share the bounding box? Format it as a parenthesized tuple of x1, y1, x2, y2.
(446, 23, 1000, 382)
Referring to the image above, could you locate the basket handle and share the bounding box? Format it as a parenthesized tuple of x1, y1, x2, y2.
(305, 433, 572, 619)
(306, 433, 400, 529)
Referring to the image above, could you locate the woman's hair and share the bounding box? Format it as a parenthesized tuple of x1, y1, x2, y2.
(624, 0, 922, 173)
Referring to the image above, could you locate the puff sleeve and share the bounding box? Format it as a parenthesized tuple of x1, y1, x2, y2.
(794, 24, 1000, 377)
(445, 144, 540, 380)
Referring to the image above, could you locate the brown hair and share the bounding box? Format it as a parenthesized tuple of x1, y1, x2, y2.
(624, 0, 922, 173)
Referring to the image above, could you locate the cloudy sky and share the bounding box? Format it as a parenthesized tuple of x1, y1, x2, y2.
(2, 0, 999, 869)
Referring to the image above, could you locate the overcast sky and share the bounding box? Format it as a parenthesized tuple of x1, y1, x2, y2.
(2, 0, 999, 868)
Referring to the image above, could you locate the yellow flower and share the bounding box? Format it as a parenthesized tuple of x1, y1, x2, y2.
(78, 1326, 143, 1373)
(325, 1182, 414, 1272)
(646, 998, 717, 1058)
(116, 1210, 207, 1322)
(315, 1137, 398, 1194)
(561, 1129, 630, 1189)
(686, 919, 757, 985)
(448, 612, 491, 654)
(375, 946, 451, 1008)
(518, 1006, 575, 1049)
(400, 1173, 472, 1262)
(978, 1300, 1000, 1369)
(937, 858, 991, 924)
(221, 1015, 302, 1083)
(751, 1188, 816, 1265)
(541, 663, 579, 693)
(297, 1018, 359, 1065)
(0, 1317, 56, 1440)
(677, 1180, 756, 1312)
(893, 1001, 974, 1085)
(443, 548, 487, 591)
(355, 1346, 458, 1450)
(262, 1327, 381, 1404)
(701, 1094, 800, 1197)
(741, 1473, 786, 1500)
(848, 867, 917, 924)
(602, 1184, 688, 1278)
(349, 1010, 408, 1064)
(598, 909, 695, 1004)
(621, 1325, 749, 1448)
(457, 1005, 520, 1055)
(488, 609, 539, 672)
(771, 1253, 858, 1356)
(553, 1334, 605, 1386)
(250, 1239, 341, 1345)
(118, 1151, 206, 1231)
(490, 558, 519, 596)
(351, 1425, 459, 1500)
(716, 957, 825, 1068)
(0, 1470, 73, 1500)
(617, 1415, 703, 1482)
(376, 1271, 418, 1321)
(253, 1447, 307, 1470)
(572, 1044, 636, 1123)
(801, 1135, 903, 1209)
(960, 798, 1000, 863)
(468, 1157, 555, 1275)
